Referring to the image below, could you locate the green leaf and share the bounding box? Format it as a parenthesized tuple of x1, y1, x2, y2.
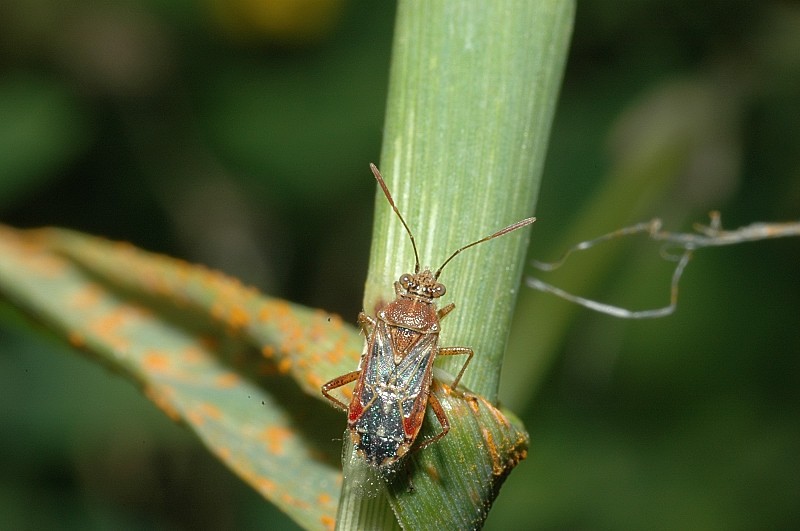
(0, 223, 538, 530)
(0, 225, 360, 531)
(385, 377, 529, 530)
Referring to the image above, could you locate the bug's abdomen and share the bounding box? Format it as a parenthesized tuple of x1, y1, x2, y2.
(352, 392, 407, 466)
(349, 320, 437, 466)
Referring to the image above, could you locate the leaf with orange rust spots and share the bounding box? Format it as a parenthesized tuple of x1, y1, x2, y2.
(0, 225, 362, 531)
(334, 372, 529, 531)
(0, 224, 533, 531)
(384, 375, 529, 530)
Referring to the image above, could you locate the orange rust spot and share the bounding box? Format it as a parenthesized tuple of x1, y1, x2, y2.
(257, 478, 277, 495)
(279, 318, 302, 335)
(274, 301, 291, 317)
(68, 331, 86, 348)
(468, 395, 481, 414)
(257, 304, 273, 322)
(277, 358, 292, 374)
(321, 515, 335, 530)
(227, 305, 250, 329)
(69, 285, 103, 309)
(12, 233, 66, 275)
(310, 324, 326, 341)
(482, 427, 495, 450)
(324, 344, 344, 365)
(200, 402, 222, 420)
(187, 410, 204, 426)
(87, 307, 137, 352)
(217, 447, 232, 461)
(483, 398, 511, 429)
(481, 427, 504, 476)
(107, 336, 130, 353)
(280, 492, 309, 509)
(261, 426, 292, 455)
(424, 462, 441, 483)
(261, 345, 275, 358)
(507, 434, 529, 468)
(517, 446, 529, 462)
(215, 372, 240, 388)
(317, 493, 333, 506)
(327, 337, 360, 366)
(310, 310, 342, 336)
(306, 373, 323, 390)
(144, 386, 181, 422)
(143, 351, 170, 372)
(182, 347, 204, 363)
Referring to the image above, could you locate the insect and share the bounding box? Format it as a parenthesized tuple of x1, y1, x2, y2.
(322, 163, 535, 468)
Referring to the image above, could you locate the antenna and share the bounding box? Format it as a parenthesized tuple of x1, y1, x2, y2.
(370, 163, 421, 273)
(434, 217, 536, 279)
(370, 163, 535, 279)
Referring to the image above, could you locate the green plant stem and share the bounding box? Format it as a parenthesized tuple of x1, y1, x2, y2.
(366, 1, 574, 401)
(339, 1, 574, 529)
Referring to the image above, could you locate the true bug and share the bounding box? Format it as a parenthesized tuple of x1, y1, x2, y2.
(322, 164, 535, 468)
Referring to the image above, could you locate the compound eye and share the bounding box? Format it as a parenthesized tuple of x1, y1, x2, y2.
(399, 274, 413, 289)
(431, 283, 446, 298)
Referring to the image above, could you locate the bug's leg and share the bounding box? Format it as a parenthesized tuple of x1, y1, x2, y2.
(321, 371, 360, 411)
(357, 312, 376, 336)
(437, 302, 455, 320)
(414, 391, 450, 452)
(437, 346, 473, 391)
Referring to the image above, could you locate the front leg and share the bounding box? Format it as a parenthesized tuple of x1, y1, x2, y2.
(438, 302, 455, 320)
(357, 312, 376, 336)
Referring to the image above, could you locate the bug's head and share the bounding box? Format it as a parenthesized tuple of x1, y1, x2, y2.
(398, 270, 446, 301)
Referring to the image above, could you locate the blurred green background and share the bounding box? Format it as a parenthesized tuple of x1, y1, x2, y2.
(1, 0, 798, 529)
